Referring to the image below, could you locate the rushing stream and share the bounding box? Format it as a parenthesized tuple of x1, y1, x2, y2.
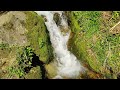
(35, 11, 84, 79)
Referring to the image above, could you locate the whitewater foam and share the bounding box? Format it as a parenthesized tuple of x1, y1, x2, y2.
(35, 11, 84, 79)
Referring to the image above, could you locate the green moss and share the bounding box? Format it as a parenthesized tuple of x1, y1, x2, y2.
(8, 66, 25, 78)
(69, 35, 102, 73)
(68, 12, 81, 33)
(0, 11, 49, 79)
(72, 11, 101, 38)
(68, 11, 120, 78)
(111, 11, 120, 22)
(25, 11, 53, 63)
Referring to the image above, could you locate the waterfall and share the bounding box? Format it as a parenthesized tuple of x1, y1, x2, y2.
(35, 11, 84, 79)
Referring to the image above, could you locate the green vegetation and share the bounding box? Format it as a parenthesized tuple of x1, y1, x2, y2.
(8, 66, 25, 78)
(68, 11, 120, 78)
(1, 11, 119, 79)
(16, 46, 33, 70)
(8, 46, 34, 78)
(0, 43, 9, 49)
(111, 11, 120, 21)
(0, 11, 53, 79)
(25, 11, 53, 63)
(72, 11, 101, 38)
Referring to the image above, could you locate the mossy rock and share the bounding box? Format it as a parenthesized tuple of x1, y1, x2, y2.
(68, 11, 120, 79)
(45, 62, 57, 79)
(25, 11, 54, 63)
(0, 11, 53, 79)
(24, 66, 42, 79)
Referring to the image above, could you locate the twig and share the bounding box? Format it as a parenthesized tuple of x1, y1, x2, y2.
(110, 20, 120, 31)
(103, 42, 111, 67)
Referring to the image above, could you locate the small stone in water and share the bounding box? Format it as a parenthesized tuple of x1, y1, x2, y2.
(53, 13, 61, 26)
(41, 15, 47, 22)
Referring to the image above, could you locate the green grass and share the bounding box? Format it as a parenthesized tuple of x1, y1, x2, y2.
(7, 46, 34, 78)
(8, 66, 25, 78)
(0, 43, 9, 49)
(111, 11, 120, 22)
(72, 11, 101, 38)
(16, 46, 33, 69)
(68, 11, 120, 78)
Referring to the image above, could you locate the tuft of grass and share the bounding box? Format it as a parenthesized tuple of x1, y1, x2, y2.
(68, 11, 120, 78)
(111, 11, 120, 21)
(16, 46, 33, 69)
(0, 43, 9, 49)
(72, 11, 101, 38)
(8, 66, 25, 78)
(8, 46, 34, 78)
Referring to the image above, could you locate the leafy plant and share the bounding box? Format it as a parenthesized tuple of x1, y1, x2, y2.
(8, 46, 34, 78)
(15, 46, 34, 77)
(38, 38, 45, 48)
(17, 46, 34, 68)
(8, 66, 24, 78)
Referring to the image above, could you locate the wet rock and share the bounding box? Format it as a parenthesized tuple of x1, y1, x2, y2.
(41, 15, 47, 22)
(53, 13, 61, 26)
(45, 62, 57, 79)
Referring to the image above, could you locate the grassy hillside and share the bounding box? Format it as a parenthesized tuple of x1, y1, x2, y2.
(68, 11, 120, 79)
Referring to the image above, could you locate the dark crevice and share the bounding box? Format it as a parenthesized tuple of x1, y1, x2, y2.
(0, 11, 8, 15)
(117, 73, 120, 79)
(24, 67, 32, 73)
(31, 53, 48, 79)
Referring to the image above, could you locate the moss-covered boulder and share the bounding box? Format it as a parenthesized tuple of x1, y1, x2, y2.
(45, 61, 57, 79)
(25, 11, 53, 63)
(0, 11, 53, 79)
(67, 11, 120, 79)
(24, 66, 42, 79)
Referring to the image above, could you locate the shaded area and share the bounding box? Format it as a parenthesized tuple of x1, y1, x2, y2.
(24, 67, 32, 73)
(0, 11, 8, 14)
(117, 73, 120, 79)
(31, 53, 48, 79)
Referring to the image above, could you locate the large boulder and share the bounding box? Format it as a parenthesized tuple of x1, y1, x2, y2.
(0, 11, 53, 79)
(25, 11, 54, 63)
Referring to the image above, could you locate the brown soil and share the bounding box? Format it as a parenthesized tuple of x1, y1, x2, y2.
(102, 11, 112, 21)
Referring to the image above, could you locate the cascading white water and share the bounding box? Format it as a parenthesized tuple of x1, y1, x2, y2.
(35, 11, 84, 79)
